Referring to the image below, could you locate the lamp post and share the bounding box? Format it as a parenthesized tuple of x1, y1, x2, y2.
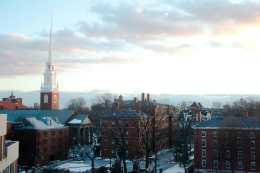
(17, 165, 19, 173)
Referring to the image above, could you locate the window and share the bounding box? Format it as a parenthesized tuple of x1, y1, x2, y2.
(44, 95, 48, 103)
(118, 131, 122, 137)
(64, 130, 66, 134)
(214, 140, 217, 147)
(251, 162, 255, 170)
(126, 121, 129, 127)
(118, 122, 122, 127)
(213, 131, 217, 138)
(225, 140, 229, 148)
(226, 161, 230, 169)
(202, 131, 206, 137)
(54, 95, 57, 103)
(64, 137, 66, 141)
(126, 141, 128, 147)
(42, 156, 44, 160)
(111, 141, 114, 147)
(251, 152, 255, 160)
(238, 140, 242, 148)
(111, 150, 114, 156)
(238, 132, 242, 138)
(112, 122, 114, 127)
(238, 161, 242, 169)
(202, 160, 206, 167)
(202, 139, 206, 147)
(111, 131, 114, 136)
(126, 150, 128, 157)
(225, 132, 229, 138)
(48, 65, 50, 71)
(251, 141, 255, 149)
(214, 150, 218, 158)
(250, 132, 255, 138)
(214, 160, 218, 168)
(126, 131, 129, 137)
(226, 150, 230, 158)
(36, 157, 39, 161)
(202, 150, 206, 157)
(43, 132, 47, 137)
(238, 151, 242, 159)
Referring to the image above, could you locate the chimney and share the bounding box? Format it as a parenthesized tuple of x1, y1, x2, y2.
(198, 111, 201, 124)
(142, 93, 145, 101)
(147, 93, 150, 101)
(119, 95, 123, 102)
(153, 100, 156, 102)
(243, 111, 248, 117)
(135, 103, 140, 113)
(115, 103, 119, 111)
(134, 97, 138, 103)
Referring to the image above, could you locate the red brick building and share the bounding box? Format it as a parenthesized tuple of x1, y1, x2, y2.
(0, 92, 28, 110)
(101, 93, 177, 159)
(192, 112, 260, 172)
(14, 117, 68, 166)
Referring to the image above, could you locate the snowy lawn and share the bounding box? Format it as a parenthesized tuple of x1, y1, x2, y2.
(163, 164, 186, 173)
(57, 163, 91, 172)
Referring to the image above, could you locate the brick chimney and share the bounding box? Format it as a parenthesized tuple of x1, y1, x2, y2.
(198, 111, 201, 124)
(147, 93, 150, 101)
(119, 95, 123, 102)
(243, 111, 248, 117)
(142, 93, 145, 101)
(135, 103, 140, 113)
(115, 103, 119, 111)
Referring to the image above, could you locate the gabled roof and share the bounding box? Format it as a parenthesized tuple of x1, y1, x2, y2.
(0, 110, 75, 124)
(0, 101, 28, 110)
(191, 102, 198, 107)
(198, 102, 203, 107)
(102, 110, 150, 119)
(65, 114, 94, 124)
(193, 117, 260, 129)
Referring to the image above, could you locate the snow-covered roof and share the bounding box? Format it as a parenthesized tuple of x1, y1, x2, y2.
(68, 119, 82, 124)
(25, 117, 66, 130)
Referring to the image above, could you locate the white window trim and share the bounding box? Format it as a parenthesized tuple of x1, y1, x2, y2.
(238, 151, 242, 159)
(202, 131, 206, 137)
(251, 152, 255, 160)
(202, 139, 206, 147)
(226, 161, 230, 169)
(202, 150, 206, 157)
(238, 132, 242, 138)
(202, 160, 206, 167)
(214, 150, 218, 158)
(251, 162, 255, 170)
(213, 131, 217, 137)
(238, 161, 242, 169)
(214, 160, 218, 168)
(251, 141, 255, 149)
(238, 140, 242, 148)
(250, 132, 255, 138)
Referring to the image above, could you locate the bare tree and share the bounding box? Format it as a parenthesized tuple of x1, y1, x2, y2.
(102, 112, 129, 173)
(66, 97, 87, 111)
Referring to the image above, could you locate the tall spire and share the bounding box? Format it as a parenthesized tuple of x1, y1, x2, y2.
(48, 15, 53, 63)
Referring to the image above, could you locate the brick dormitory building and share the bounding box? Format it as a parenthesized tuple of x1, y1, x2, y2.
(101, 93, 178, 159)
(192, 111, 260, 172)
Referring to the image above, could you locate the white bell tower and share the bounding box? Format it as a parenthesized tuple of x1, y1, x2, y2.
(40, 17, 60, 110)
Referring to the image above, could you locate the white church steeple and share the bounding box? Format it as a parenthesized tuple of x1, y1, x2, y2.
(40, 17, 59, 93)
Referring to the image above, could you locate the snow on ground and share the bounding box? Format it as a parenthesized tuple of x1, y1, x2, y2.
(57, 163, 91, 172)
(163, 164, 185, 173)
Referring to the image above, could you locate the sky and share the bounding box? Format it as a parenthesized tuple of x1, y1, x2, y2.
(1, 0, 260, 108)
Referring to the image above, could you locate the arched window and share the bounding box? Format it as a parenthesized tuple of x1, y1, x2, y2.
(54, 95, 57, 103)
(44, 94, 48, 103)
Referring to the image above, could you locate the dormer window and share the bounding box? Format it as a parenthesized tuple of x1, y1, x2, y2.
(47, 120, 51, 126)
